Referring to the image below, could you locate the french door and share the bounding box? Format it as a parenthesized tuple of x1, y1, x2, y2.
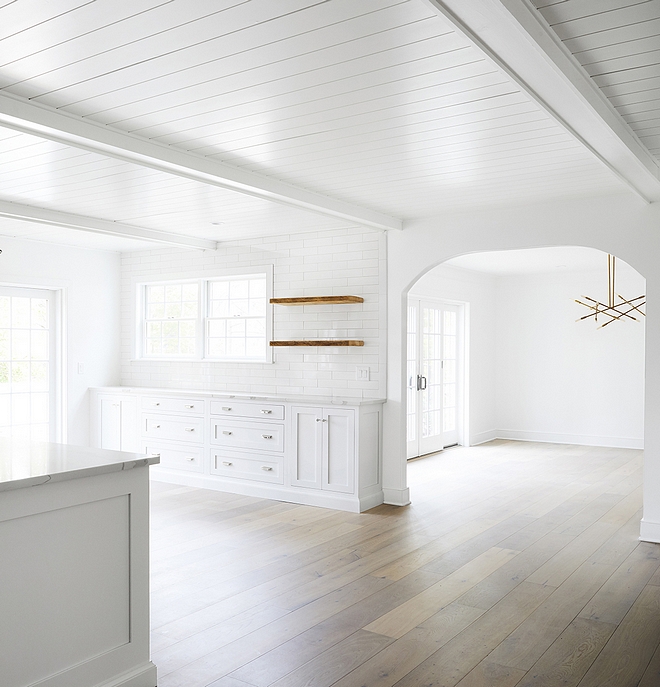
(0, 286, 59, 442)
(407, 299, 462, 459)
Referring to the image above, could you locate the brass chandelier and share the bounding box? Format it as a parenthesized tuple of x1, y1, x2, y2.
(575, 254, 645, 329)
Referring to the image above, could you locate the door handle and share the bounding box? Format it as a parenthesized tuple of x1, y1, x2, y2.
(417, 375, 427, 391)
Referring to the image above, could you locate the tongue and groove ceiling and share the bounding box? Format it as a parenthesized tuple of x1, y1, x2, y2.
(0, 0, 657, 251)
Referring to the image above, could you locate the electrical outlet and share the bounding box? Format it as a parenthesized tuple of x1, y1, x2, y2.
(77, 362, 84, 374)
(356, 366, 370, 381)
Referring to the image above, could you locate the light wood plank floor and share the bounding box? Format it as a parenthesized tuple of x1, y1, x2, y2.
(150, 440, 660, 687)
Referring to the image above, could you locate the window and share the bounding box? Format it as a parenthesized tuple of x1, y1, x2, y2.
(138, 270, 271, 362)
(207, 276, 267, 360)
(144, 282, 199, 357)
(0, 286, 59, 441)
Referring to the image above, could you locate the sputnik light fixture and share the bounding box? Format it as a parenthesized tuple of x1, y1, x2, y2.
(575, 254, 645, 329)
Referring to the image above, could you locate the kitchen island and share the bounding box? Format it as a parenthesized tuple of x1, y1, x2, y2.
(0, 440, 159, 687)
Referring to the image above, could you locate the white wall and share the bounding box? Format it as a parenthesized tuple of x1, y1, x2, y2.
(410, 264, 498, 445)
(0, 236, 121, 446)
(120, 227, 386, 400)
(496, 265, 645, 448)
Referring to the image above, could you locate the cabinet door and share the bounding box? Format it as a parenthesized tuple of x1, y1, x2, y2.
(323, 408, 355, 494)
(100, 397, 121, 451)
(291, 406, 322, 489)
(119, 398, 138, 452)
(99, 396, 138, 452)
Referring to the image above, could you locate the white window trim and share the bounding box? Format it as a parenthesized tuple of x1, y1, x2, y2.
(134, 265, 273, 364)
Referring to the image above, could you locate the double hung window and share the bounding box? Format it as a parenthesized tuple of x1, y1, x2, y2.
(139, 270, 271, 362)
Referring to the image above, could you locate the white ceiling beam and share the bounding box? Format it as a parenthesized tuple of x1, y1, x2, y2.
(0, 200, 218, 250)
(0, 91, 402, 232)
(421, 0, 660, 203)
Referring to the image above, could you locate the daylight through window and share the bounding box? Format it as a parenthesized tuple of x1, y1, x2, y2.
(140, 272, 270, 361)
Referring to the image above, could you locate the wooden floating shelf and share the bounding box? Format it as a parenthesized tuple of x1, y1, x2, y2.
(270, 340, 364, 347)
(270, 296, 364, 305)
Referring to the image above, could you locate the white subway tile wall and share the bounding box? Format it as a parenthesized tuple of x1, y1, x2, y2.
(120, 227, 386, 399)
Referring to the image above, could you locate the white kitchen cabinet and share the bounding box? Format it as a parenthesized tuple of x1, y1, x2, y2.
(291, 406, 355, 494)
(90, 387, 383, 512)
(91, 392, 138, 452)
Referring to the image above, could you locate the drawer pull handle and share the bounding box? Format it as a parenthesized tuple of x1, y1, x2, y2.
(185, 428, 195, 432)
(262, 466, 273, 471)
(222, 461, 232, 466)
(185, 404, 194, 409)
(185, 456, 195, 462)
(153, 402, 160, 406)
(261, 409, 272, 414)
(222, 431, 232, 435)
(262, 434, 273, 439)
(222, 406, 232, 411)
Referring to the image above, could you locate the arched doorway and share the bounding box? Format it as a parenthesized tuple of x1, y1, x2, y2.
(381, 194, 660, 542)
(404, 246, 645, 478)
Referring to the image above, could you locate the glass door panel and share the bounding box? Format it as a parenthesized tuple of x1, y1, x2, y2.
(0, 287, 55, 441)
(419, 303, 444, 455)
(407, 298, 463, 458)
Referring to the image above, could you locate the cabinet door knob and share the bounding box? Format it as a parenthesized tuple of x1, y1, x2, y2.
(262, 434, 273, 439)
(185, 456, 195, 462)
(315, 418, 322, 422)
(261, 466, 273, 471)
(222, 430, 232, 435)
(222, 461, 232, 466)
(185, 427, 195, 432)
(185, 404, 194, 409)
(222, 406, 232, 411)
(261, 409, 272, 414)
(154, 424, 161, 429)
(153, 402, 160, 406)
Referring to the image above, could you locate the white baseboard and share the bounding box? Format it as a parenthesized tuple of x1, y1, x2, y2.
(150, 467, 375, 513)
(496, 429, 643, 450)
(640, 519, 660, 543)
(470, 429, 499, 446)
(103, 665, 157, 687)
(383, 487, 410, 507)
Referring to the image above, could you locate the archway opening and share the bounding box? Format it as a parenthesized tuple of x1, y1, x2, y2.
(404, 246, 645, 494)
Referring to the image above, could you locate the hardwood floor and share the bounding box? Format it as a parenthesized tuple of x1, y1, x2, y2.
(149, 440, 660, 687)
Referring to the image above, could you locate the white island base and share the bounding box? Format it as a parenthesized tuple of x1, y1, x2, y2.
(0, 441, 159, 687)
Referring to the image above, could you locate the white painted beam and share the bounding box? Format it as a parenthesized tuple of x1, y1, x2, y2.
(0, 200, 218, 250)
(0, 92, 402, 232)
(421, 0, 660, 203)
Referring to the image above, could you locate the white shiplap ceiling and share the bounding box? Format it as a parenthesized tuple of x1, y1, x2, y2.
(533, 0, 660, 161)
(0, 0, 655, 251)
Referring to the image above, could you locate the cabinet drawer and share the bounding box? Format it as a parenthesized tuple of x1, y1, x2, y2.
(210, 400, 284, 420)
(211, 419, 284, 453)
(211, 451, 283, 484)
(143, 442, 203, 473)
(143, 414, 204, 444)
(142, 396, 205, 414)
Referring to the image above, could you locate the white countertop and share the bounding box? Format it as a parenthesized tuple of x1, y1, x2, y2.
(90, 386, 386, 406)
(0, 440, 160, 493)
